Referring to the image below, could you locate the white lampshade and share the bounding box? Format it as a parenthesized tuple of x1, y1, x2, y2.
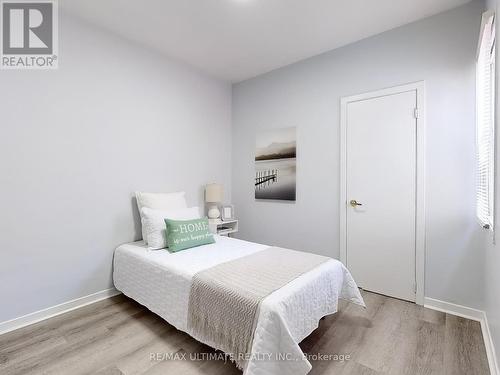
(205, 183, 223, 203)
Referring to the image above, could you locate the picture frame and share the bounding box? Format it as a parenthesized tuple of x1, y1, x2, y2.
(221, 204, 235, 221)
(255, 127, 296, 201)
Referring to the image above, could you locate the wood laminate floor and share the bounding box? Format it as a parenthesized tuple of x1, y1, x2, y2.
(0, 290, 490, 375)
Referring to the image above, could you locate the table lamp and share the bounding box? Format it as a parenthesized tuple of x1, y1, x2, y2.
(205, 183, 223, 219)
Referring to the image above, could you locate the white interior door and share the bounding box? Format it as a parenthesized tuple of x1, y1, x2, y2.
(345, 89, 417, 302)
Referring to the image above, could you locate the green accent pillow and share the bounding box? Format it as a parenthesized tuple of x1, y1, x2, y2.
(165, 217, 215, 252)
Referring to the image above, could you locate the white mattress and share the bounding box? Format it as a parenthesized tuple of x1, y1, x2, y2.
(113, 235, 364, 375)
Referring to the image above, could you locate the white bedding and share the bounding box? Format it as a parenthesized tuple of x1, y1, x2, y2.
(113, 236, 364, 375)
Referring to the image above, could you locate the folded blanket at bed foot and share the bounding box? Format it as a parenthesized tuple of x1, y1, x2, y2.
(187, 246, 365, 374)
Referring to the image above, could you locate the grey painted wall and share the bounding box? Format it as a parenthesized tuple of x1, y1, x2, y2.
(232, 0, 485, 308)
(0, 12, 232, 322)
(483, 0, 500, 365)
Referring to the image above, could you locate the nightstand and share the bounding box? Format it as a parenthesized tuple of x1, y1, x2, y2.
(208, 219, 238, 236)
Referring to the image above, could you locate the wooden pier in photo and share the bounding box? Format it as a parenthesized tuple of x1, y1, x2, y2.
(255, 169, 278, 187)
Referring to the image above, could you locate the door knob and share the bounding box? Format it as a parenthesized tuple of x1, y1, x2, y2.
(350, 200, 362, 207)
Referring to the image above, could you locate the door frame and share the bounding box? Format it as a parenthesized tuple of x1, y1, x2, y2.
(339, 81, 426, 305)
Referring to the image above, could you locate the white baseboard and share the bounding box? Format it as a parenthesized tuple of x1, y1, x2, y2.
(425, 297, 499, 375)
(482, 312, 500, 375)
(0, 288, 121, 336)
(424, 297, 484, 321)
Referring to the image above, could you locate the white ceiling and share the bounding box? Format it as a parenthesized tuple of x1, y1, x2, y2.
(62, 0, 472, 82)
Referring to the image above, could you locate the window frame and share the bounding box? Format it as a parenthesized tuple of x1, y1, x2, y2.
(476, 10, 496, 231)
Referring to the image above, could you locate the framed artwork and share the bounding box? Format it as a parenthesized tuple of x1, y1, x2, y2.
(255, 127, 296, 201)
(221, 204, 235, 221)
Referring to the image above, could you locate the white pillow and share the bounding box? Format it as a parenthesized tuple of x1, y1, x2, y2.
(136, 191, 187, 243)
(141, 206, 201, 250)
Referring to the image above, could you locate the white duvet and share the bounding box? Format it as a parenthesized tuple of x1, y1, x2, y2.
(113, 235, 364, 375)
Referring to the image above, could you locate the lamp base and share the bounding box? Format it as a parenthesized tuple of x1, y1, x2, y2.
(207, 205, 220, 219)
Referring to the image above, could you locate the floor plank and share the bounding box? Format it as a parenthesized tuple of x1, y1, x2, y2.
(0, 291, 490, 375)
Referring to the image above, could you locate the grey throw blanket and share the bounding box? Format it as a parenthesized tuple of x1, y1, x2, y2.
(187, 247, 329, 368)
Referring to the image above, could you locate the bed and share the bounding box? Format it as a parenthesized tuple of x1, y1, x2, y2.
(113, 235, 364, 375)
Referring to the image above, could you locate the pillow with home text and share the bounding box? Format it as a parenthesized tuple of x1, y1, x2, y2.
(165, 217, 215, 252)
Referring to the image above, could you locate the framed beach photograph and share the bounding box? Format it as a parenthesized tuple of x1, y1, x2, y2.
(255, 127, 296, 201)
